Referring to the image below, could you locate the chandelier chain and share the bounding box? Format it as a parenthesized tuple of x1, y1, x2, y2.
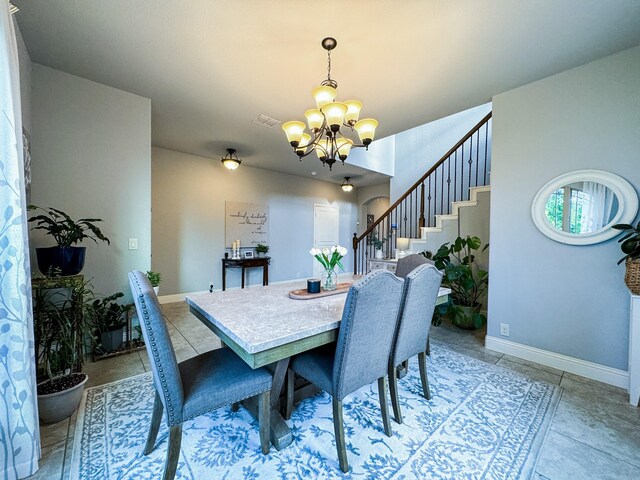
(327, 49, 332, 82)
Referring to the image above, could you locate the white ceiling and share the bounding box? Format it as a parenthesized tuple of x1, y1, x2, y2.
(13, 0, 640, 187)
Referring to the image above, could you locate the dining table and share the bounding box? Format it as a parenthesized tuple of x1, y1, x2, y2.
(185, 279, 450, 450)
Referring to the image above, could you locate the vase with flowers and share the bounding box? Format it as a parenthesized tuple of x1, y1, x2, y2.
(310, 245, 348, 291)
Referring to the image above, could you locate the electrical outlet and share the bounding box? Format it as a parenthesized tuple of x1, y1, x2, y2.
(500, 323, 510, 337)
(209, 281, 214, 293)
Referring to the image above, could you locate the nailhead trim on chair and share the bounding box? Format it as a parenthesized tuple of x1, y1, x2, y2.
(132, 275, 179, 426)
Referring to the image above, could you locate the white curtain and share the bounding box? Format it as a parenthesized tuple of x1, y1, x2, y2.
(0, 3, 40, 479)
(580, 181, 615, 233)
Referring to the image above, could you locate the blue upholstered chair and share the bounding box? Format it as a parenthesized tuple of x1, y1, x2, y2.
(395, 253, 434, 279)
(128, 271, 272, 480)
(396, 253, 437, 357)
(388, 264, 443, 424)
(285, 270, 404, 473)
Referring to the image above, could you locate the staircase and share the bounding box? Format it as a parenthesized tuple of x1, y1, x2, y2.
(353, 112, 492, 275)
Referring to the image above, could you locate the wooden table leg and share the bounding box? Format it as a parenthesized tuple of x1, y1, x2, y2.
(241, 267, 245, 289)
(242, 358, 293, 450)
(222, 264, 226, 291)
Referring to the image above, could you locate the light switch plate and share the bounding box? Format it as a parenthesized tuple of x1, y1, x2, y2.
(128, 238, 138, 250)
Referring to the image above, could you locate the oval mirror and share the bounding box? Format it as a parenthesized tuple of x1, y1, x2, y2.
(531, 170, 638, 245)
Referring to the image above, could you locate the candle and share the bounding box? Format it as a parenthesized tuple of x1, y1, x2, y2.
(236, 240, 241, 249)
(232, 241, 237, 250)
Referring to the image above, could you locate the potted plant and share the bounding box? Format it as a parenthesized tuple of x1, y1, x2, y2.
(369, 232, 386, 259)
(612, 221, 640, 294)
(430, 236, 489, 330)
(85, 292, 129, 354)
(255, 244, 269, 257)
(28, 205, 110, 275)
(145, 271, 162, 294)
(310, 245, 347, 291)
(33, 277, 92, 424)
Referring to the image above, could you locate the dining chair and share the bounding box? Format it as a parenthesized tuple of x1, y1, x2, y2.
(285, 269, 403, 473)
(396, 253, 437, 361)
(128, 271, 272, 480)
(388, 263, 443, 424)
(395, 253, 434, 278)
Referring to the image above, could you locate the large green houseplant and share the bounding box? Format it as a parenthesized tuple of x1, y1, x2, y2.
(612, 221, 640, 295)
(427, 235, 489, 329)
(33, 276, 93, 423)
(27, 205, 110, 275)
(85, 291, 129, 354)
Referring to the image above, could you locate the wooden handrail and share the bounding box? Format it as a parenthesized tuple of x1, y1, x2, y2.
(354, 112, 492, 244)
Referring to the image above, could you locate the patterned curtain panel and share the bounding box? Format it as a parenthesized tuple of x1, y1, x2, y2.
(0, 3, 40, 479)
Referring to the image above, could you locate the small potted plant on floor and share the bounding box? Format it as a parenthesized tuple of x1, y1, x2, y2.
(145, 271, 162, 295)
(28, 205, 110, 275)
(431, 235, 489, 330)
(255, 244, 269, 257)
(33, 279, 93, 424)
(613, 221, 640, 294)
(85, 291, 129, 354)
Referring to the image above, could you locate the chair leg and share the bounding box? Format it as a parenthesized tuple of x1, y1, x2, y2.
(258, 390, 271, 455)
(377, 377, 393, 437)
(426, 335, 431, 356)
(418, 351, 431, 400)
(162, 424, 182, 480)
(283, 368, 294, 420)
(144, 391, 163, 455)
(231, 402, 239, 412)
(332, 397, 349, 473)
(388, 364, 403, 425)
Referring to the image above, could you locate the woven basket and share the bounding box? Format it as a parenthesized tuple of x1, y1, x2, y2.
(625, 258, 640, 295)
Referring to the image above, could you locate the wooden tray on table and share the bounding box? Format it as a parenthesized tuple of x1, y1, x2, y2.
(289, 283, 352, 300)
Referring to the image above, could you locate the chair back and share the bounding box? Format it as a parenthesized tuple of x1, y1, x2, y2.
(395, 253, 434, 278)
(128, 271, 184, 425)
(391, 264, 443, 366)
(333, 270, 403, 400)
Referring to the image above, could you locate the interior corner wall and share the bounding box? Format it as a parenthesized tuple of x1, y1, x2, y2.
(391, 103, 492, 202)
(356, 182, 390, 236)
(30, 64, 152, 299)
(14, 19, 31, 133)
(488, 45, 640, 371)
(152, 147, 359, 295)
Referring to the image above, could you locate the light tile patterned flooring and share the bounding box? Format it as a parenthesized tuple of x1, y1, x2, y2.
(30, 302, 640, 479)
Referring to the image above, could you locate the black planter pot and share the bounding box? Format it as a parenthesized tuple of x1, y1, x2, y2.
(36, 246, 86, 276)
(100, 327, 125, 353)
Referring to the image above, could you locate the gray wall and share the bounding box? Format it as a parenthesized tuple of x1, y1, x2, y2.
(392, 103, 492, 202)
(488, 45, 640, 370)
(14, 19, 30, 133)
(30, 64, 152, 299)
(152, 147, 359, 294)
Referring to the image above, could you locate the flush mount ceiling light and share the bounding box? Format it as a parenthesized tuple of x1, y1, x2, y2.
(221, 148, 241, 170)
(341, 177, 354, 192)
(282, 37, 379, 171)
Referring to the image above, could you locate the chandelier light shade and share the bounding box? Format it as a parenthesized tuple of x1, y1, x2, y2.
(341, 177, 354, 192)
(221, 148, 241, 170)
(282, 37, 379, 170)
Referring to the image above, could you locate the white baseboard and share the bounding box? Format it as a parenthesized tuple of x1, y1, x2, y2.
(157, 272, 355, 305)
(485, 335, 629, 390)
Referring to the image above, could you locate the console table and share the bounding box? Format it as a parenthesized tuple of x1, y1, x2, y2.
(222, 257, 270, 291)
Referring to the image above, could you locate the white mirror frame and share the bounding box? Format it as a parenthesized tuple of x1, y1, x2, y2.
(531, 169, 638, 245)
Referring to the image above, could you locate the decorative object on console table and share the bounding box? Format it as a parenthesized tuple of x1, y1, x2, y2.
(27, 205, 110, 275)
(395, 237, 410, 259)
(256, 243, 269, 257)
(32, 275, 90, 423)
(244, 251, 254, 259)
(145, 271, 162, 295)
(369, 232, 386, 260)
(307, 279, 321, 294)
(429, 236, 489, 329)
(310, 245, 347, 291)
(612, 220, 640, 295)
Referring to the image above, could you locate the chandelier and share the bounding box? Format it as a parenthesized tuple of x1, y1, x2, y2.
(281, 37, 379, 170)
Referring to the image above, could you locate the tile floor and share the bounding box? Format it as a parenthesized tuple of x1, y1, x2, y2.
(30, 302, 640, 479)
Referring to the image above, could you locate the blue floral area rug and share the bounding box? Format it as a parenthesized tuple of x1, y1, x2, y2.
(70, 344, 560, 479)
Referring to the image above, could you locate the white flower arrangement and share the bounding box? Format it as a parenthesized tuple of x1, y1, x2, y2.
(309, 245, 348, 271)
